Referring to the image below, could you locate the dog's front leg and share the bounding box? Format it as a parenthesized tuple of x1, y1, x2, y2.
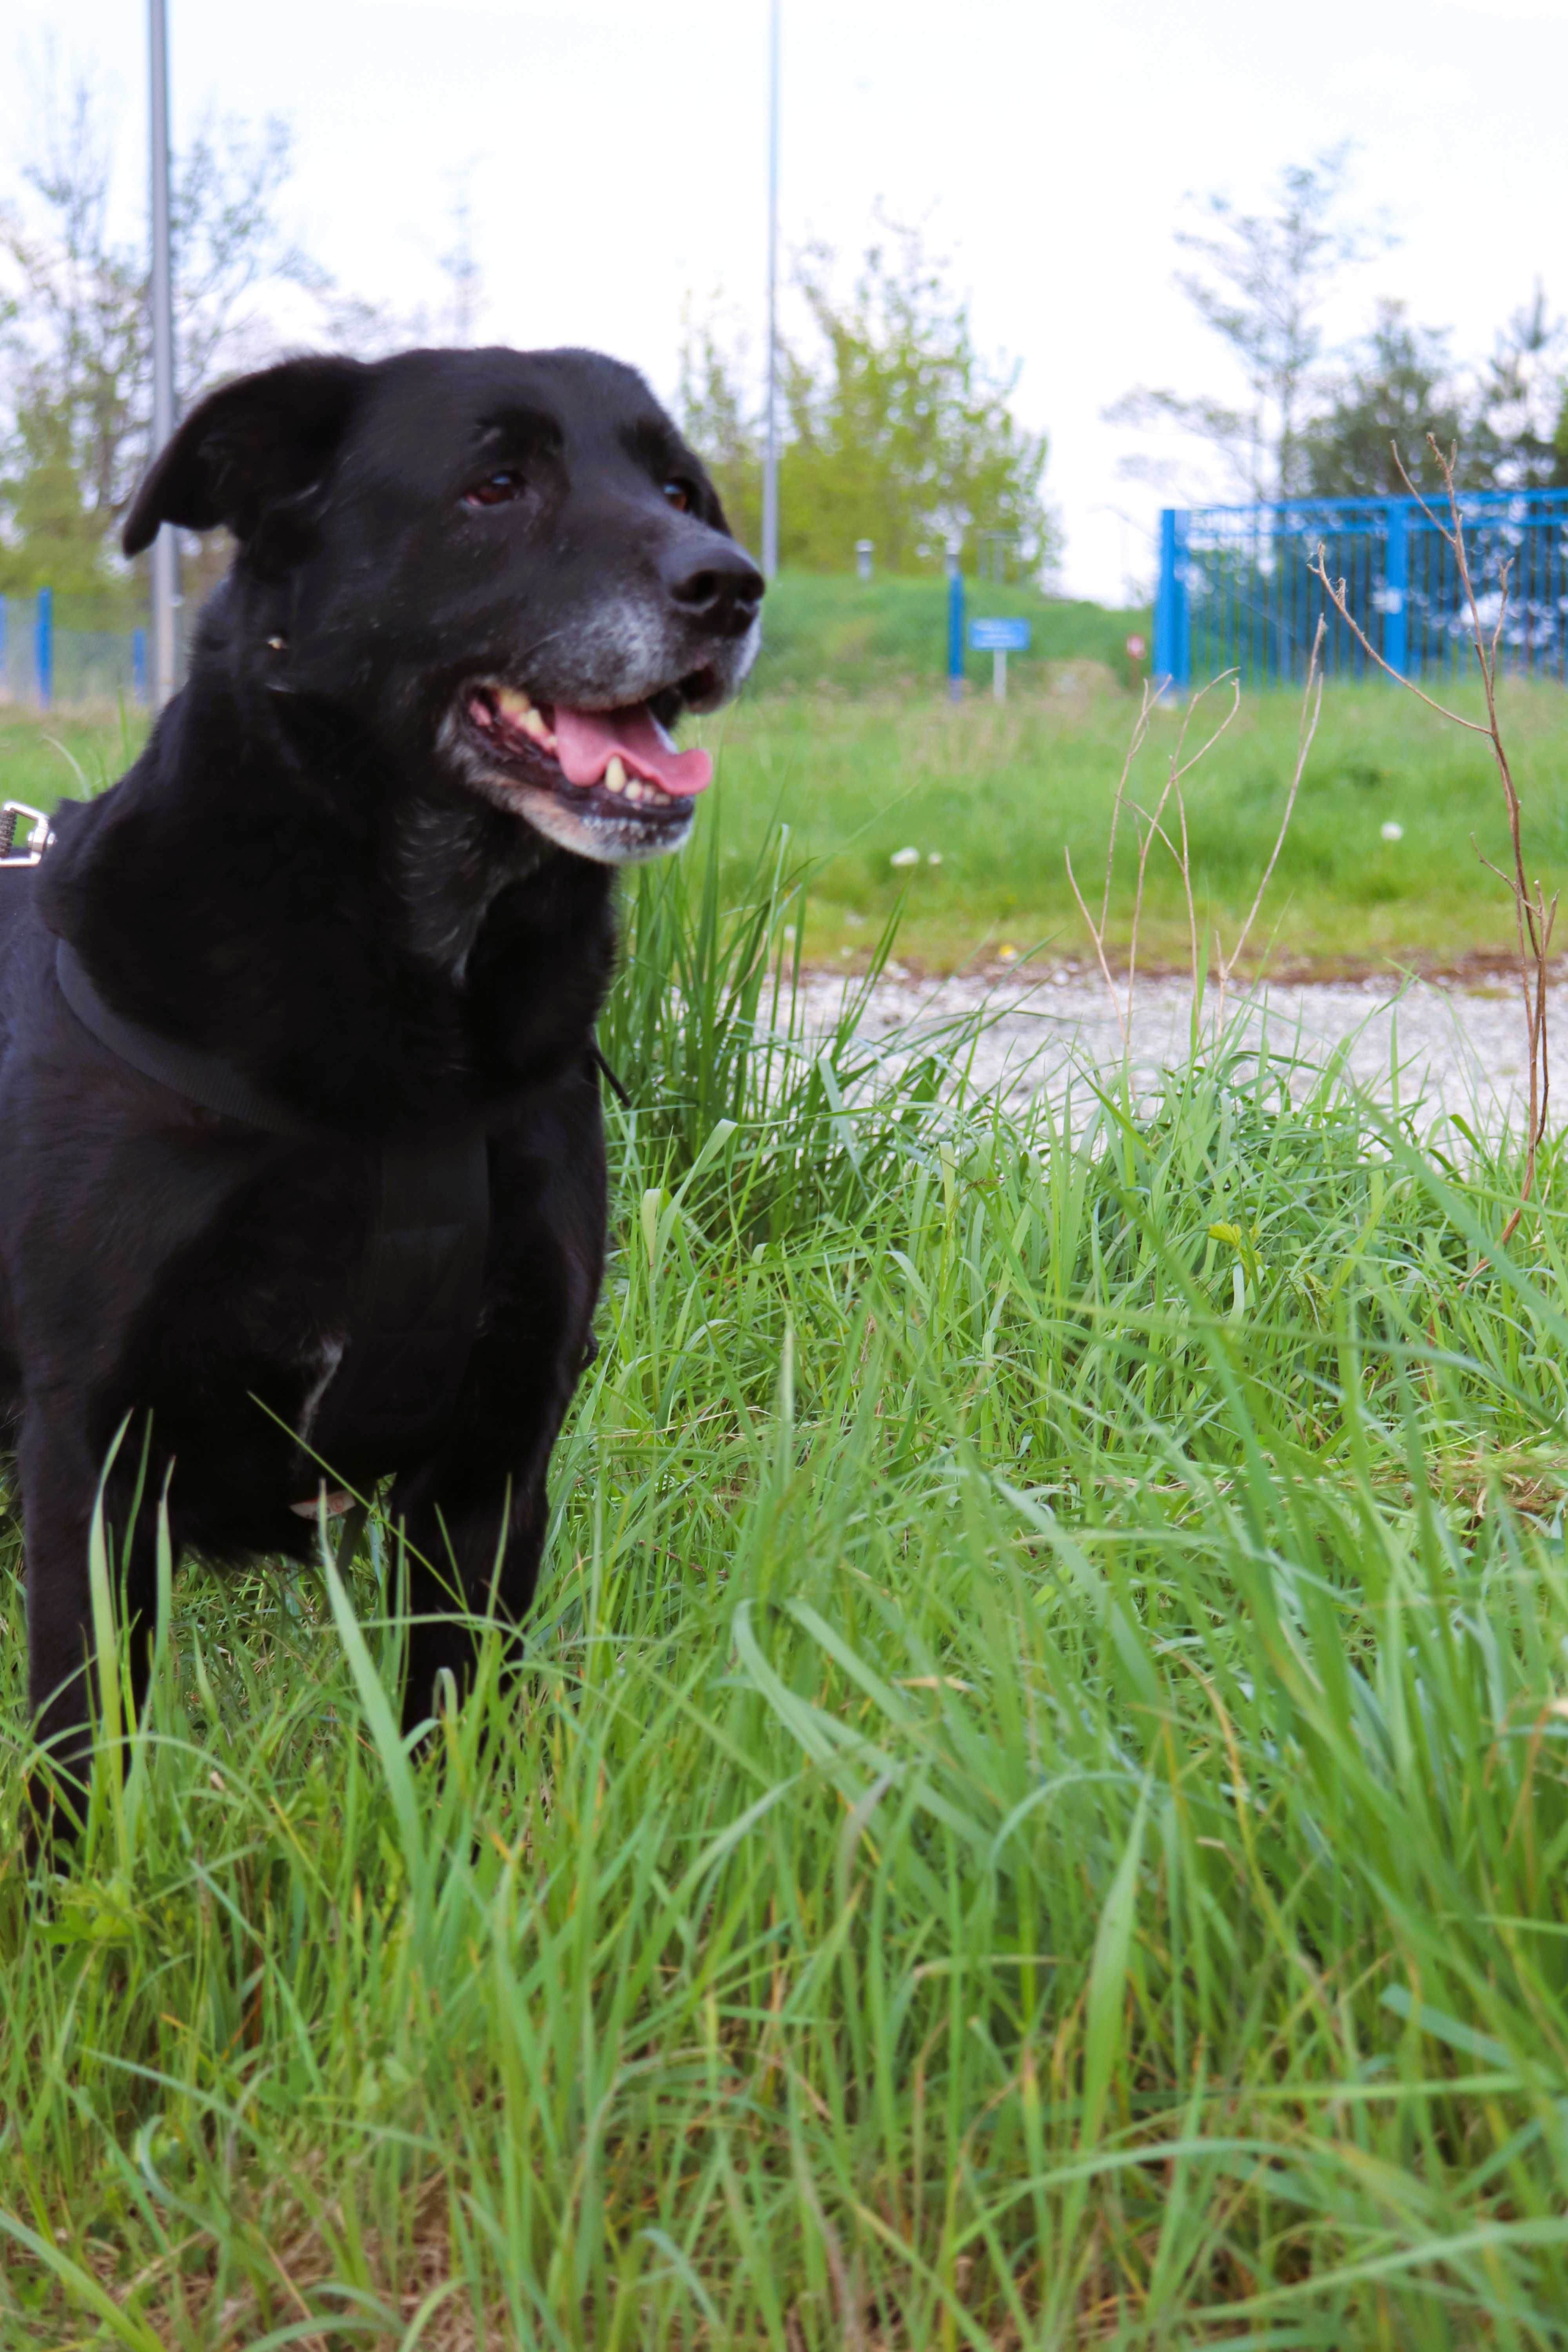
(21, 1410, 162, 1835)
(388, 1468, 549, 1736)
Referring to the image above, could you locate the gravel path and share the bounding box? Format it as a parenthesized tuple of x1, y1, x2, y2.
(796, 963, 1555, 1134)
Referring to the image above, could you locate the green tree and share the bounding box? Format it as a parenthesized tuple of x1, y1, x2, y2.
(0, 402, 116, 593)
(1301, 301, 1466, 497)
(1300, 288, 1568, 500)
(679, 230, 1054, 578)
(677, 309, 762, 553)
(1468, 285, 1568, 491)
(0, 69, 316, 595)
(1109, 146, 1383, 502)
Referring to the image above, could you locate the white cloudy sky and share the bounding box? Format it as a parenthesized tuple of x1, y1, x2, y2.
(3, 0, 1566, 601)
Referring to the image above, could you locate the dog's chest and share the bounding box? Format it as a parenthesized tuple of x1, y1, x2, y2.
(391, 795, 544, 984)
(298, 1121, 491, 1459)
(90, 1120, 488, 1478)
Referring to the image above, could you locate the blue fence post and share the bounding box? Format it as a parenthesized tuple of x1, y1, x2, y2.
(132, 627, 149, 707)
(1384, 502, 1408, 679)
(1154, 511, 1176, 685)
(35, 588, 53, 710)
(1153, 509, 1191, 695)
(946, 548, 965, 701)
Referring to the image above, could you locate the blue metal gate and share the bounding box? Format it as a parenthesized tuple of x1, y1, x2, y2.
(1153, 489, 1568, 690)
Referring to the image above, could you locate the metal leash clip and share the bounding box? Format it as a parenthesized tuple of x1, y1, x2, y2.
(0, 801, 54, 867)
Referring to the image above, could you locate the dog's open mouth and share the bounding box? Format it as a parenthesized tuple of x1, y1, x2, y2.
(459, 681, 714, 853)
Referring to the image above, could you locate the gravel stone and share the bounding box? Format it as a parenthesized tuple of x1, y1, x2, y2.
(796, 965, 1553, 1134)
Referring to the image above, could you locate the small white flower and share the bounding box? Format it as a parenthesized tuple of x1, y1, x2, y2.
(889, 846, 920, 868)
(1381, 820, 1404, 842)
(927, 851, 943, 866)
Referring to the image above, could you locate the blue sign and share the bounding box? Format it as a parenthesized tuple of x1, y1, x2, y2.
(969, 616, 1031, 653)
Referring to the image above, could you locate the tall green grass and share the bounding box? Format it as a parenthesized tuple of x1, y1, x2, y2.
(5, 832, 1568, 2345)
(0, 711, 145, 816)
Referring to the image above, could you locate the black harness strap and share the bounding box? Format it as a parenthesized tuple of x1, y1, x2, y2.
(54, 935, 490, 1455)
(56, 938, 319, 1138)
(590, 1042, 630, 1107)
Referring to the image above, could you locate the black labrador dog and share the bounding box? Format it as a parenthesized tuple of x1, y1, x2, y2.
(0, 345, 762, 1815)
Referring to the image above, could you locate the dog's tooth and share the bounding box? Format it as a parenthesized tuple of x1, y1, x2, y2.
(521, 707, 550, 742)
(494, 685, 535, 721)
(604, 756, 627, 794)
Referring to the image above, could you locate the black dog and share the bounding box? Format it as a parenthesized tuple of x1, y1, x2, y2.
(0, 344, 762, 1814)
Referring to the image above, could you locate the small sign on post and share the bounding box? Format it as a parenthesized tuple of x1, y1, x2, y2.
(969, 615, 1030, 702)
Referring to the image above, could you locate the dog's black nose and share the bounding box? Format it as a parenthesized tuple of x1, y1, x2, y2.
(661, 538, 764, 638)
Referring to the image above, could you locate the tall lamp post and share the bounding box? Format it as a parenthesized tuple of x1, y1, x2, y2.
(148, 0, 181, 707)
(760, 0, 780, 582)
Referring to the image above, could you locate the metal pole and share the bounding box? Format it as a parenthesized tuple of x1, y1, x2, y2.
(149, 0, 181, 708)
(36, 588, 53, 711)
(1384, 500, 1408, 681)
(1171, 509, 1191, 694)
(760, 0, 780, 581)
(1153, 507, 1191, 700)
(1153, 508, 1176, 691)
(946, 541, 964, 702)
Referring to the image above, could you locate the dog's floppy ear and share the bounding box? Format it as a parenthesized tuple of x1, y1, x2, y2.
(122, 355, 368, 558)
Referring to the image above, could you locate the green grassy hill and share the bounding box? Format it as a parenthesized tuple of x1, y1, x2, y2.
(750, 571, 1151, 695)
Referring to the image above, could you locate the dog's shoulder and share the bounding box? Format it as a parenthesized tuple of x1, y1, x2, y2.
(34, 748, 163, 941)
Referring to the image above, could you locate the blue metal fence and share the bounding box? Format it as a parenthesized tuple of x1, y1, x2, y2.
(1153, 489, 1568, 692)
(0, 591, 149, 709)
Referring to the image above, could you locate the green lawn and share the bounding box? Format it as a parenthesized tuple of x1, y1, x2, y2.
(11, 664, 1568, 975)
(5, 841, 1568, 2343)
(691, 674, 1568, 973)
(0, 710, 145, 814)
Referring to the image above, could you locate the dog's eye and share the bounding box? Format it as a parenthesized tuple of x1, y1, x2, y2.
(465, 470, 526, 508)
(661, 479, 695, 514)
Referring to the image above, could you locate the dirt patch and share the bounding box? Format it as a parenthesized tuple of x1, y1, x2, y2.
(816, 946, 1564, 992)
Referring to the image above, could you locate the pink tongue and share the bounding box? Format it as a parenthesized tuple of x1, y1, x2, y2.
(553, 703, 712, 797)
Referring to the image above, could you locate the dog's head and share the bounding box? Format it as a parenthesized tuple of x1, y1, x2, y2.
(123, 347, 763, 865)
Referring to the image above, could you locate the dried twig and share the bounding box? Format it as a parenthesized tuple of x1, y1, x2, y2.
(1065, 683, 1157, 1048)
(1212, 618, 1325, 1028)
(1309, 439, 1556, 1249)
(1065, 674, 1242, 1047)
